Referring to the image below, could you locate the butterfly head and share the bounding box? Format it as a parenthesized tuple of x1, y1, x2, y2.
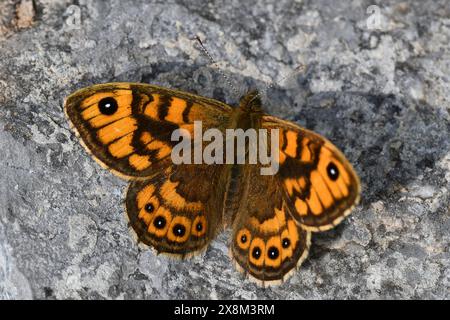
(239, 90, 262, 112)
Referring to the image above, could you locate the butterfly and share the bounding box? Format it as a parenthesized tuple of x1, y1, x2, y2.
(64, 82, 360, 286)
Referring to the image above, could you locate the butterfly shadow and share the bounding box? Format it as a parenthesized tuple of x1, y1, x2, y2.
(287, 90, 450, 262)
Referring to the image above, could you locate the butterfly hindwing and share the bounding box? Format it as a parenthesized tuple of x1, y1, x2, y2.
(126, 164, 226, 257)
(230, 165, 311, 285)
(64, 82, 232, 179)
(263, 115, 361, 232)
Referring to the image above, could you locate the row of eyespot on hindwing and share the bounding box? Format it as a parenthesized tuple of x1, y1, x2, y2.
(234, 219, 301, 268)
(135, 183, 207, 244)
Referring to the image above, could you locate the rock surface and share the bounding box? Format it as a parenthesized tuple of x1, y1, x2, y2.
(0, 0, 449, 299)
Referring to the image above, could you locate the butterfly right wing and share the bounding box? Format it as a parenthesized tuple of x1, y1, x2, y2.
(64, 82, 232, 179)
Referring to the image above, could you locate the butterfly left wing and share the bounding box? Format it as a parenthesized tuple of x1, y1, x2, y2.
(262, 115, 361, 232)
(230, 166, 311, 285)
(65, 82, 234, 257)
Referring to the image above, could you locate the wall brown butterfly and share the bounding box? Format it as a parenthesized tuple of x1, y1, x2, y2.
(64, 82, 360, 286)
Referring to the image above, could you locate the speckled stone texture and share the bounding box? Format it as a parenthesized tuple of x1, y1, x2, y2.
(0, 0, 449, 299)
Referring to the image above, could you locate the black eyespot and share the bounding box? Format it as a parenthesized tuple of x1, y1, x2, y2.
(153, 216, 166, 229)
(240, 234, 247, 243)
(145, 203, 154, 213)
(196, 222, 203, 232)
(327, 162, 339, 181)
(173, 224, 186, 237)
(252, 247, 261, 259)
(268, 246, 279, 260)
(282, 238, 291, 248)
(98, 97, 118, 115)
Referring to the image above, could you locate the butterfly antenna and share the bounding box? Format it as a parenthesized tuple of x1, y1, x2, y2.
(194, 36, 240, 96)
(248, 64, 306, 105)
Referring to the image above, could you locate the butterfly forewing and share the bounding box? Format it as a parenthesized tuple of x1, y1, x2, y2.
(64, 82, 232, 179)
(262, 115, 361, 232)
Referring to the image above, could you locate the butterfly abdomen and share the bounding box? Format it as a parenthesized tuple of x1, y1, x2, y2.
(221, 164, 246, 227)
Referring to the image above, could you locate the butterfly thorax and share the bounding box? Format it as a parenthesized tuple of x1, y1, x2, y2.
(238, 90, 263, 114)
(228, 90, 264, 133)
